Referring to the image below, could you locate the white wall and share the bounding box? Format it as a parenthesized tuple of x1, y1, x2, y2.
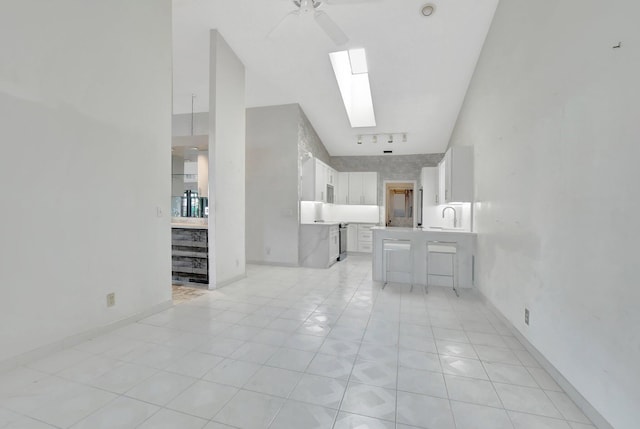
(197, 152, 209, 198)
(246, 105, 300, 265)
(172, 112, 209, 136)
(209, 30, 246, 287)
(0, 0, 172, 363)
(449, 0, 640, 427)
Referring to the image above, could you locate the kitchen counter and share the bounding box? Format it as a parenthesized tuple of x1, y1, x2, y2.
(372, 227, 476, 288)
(373, 226, 476, 235)
(171, 223, 208, 230)
(300, 221, 342, 226)
(299, 223, 340, 268)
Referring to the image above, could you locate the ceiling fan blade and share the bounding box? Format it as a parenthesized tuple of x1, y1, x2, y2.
(314, 11, 349, 45)
(266, 10, 300, 39)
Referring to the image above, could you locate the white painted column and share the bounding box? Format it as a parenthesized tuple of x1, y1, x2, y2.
(208, 30, 246, 288)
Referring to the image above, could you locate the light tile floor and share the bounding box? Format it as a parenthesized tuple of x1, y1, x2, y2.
(0, 255, 596, 429)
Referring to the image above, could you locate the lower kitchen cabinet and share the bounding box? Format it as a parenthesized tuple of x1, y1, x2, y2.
(329, 226, 339, 262)
(346, 223, 376, 253)
(300, 224, 340, 268)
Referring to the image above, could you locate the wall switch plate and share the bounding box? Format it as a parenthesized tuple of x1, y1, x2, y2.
(524, 308, 530, 325)
(106, 293, 116, 307)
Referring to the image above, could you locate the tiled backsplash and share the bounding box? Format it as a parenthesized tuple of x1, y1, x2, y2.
(300, 201, 380, 224)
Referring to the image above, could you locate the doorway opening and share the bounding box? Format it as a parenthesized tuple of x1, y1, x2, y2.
(385, 181, 415, 227)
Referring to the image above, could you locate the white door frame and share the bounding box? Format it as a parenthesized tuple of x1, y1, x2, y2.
(382, 179, 418, 228)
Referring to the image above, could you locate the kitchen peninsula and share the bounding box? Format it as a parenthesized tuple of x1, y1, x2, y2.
(372, 227, 476, 288)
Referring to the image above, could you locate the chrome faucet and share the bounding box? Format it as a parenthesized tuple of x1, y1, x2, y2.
(442, 206, 457, 228)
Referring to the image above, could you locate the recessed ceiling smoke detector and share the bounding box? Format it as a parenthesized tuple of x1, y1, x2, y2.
(421, 3, 436, 17)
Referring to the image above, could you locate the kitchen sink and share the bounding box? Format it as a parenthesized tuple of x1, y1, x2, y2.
(426, 226, 465, 231)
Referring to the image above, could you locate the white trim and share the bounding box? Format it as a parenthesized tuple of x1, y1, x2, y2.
(212, 272, 247, 289)
(382, 179, 418, 228)
(246, 261, 299, 268)
(0, 300, 173, 374)
(478, 291, 614, 429)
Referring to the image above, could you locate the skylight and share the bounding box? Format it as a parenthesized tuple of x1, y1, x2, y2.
(329, 48, 376, 128)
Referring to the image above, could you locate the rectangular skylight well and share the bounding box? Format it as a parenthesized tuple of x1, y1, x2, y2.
(329, 48, 376, 128)
(348, 48, 368, 74)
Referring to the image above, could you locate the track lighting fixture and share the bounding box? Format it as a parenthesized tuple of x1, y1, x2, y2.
(355, 132, 407, 145)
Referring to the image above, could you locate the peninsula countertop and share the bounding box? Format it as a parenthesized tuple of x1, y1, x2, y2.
(171, 223, 208, 230)
(371, 226, 477, 236)
(371, 226, 477, 288)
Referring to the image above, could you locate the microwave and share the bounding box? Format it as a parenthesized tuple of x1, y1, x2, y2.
(326, 184, 334, 204)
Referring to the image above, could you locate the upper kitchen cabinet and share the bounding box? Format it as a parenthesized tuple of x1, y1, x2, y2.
(337, 172, 349, 205)
(300, 157, 337, 203)
(326, 165, 336, 186)
(348, 172, 378, 205)
(421, 167, 439, 206)
(438, 146, 473, 203)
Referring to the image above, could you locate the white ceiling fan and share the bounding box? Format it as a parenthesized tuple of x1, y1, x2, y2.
(269, 0, 377, 46)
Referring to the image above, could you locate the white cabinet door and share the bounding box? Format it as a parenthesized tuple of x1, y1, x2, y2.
(329, 227, 339, 262)
(347, 224, 357, 251)
(347, 172, 377, 205)
(337, 172, 349, 204)
(421, 167, 438, 227)
(437, 160, 446, 205)
(362, 172, 378, 205)
(326, 167, 335, 186)
(348, 172, 364, 204)
(442, 149, 452, 203)
(356, 224, 374, 253)
(422, 167, 438, 207)
(439, 147, 473, 203)
(315, 159, 326, 202)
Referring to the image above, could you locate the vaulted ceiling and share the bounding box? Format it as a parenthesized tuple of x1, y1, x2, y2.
(172, 0, 498, 156)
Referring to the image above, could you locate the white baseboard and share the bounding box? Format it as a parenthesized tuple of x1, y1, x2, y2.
(0, 300, 173, 374)
(477, 291, 614, 429)
(212, 272, 247, 289)
(247, 260, 299, 268)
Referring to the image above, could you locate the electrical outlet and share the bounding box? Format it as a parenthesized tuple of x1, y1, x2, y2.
(106, 293, 116, 307)
(524, 308, 530, 325)
(265, 246, 271, 255)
